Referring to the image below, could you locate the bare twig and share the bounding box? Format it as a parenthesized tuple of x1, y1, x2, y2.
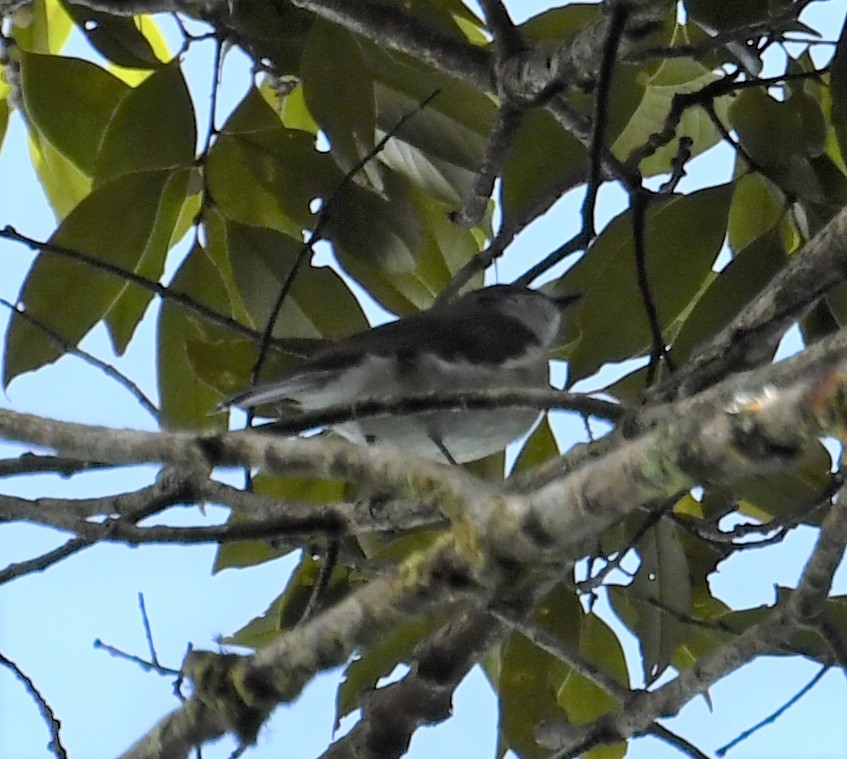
(0, 298, 160, 420)
(0, 651, 67, 759)
(0, 226, 307, 357)
(715, 665, 829, 756)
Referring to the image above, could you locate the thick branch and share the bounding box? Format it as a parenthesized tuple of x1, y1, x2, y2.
(655, 202, 847, 400)
(119, 534, 474, 759)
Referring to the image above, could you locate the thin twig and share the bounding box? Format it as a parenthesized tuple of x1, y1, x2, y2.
(581, 1, 630, 240)
(253, 387, 623, 437)
(138, 592, 160, 668)
(250, 89, 442, 388)
(715, 665, 829, 756)
(298, 538, 341, 625)
(0, 651, 67, 759)
(647, 724, 710, 759)
(630, 192, 672, 384)
(0, 298, 160, 420)
(0, 226, 307, 357)
(93, 639, 181, 676)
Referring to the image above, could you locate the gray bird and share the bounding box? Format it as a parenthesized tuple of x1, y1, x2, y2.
(227, 284, 579, 464)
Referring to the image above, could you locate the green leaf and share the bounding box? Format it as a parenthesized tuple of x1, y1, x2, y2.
(301, 20, 378, 181)
(108, 16, 171, 86)
(222, 219, 369, 346)
(520, 3, 600, 43)
(61, 3, 164, 69)
(610, 519, 693, 684)
(224, 1, 313, 76)
(0, 73, 10, 152)
(4, 168, 190, 386)
(27, 127, 92, 220)
(730, 88, 826, 203)
(727, 173, 785, 254)
(735, 441, 833, 523)
(20, 51, 129, 175)
(105, 168, 192, 355)
(94, 64, 196, 184)
(14, 0, 73, 54)
(157, 242, 231, 430)
(330, 181, 483, 314)
(206, 87, 338, 234)
(501, 109, 586, 228)
(499, 585, 581, 759)
(685, 0, 771, 31)
(264, 82, 319, 134)
(612, 57, 731, 176)
(561, 184, 733, 384)
(510, 418, 560, 476)
(213, 475, 346, 572)
(361, 42, 495, 206)
(670, 231, 787, 366)
(224, 553, 356, 647)
(557, 614, 628, 759)
(336, 611, 449, 725)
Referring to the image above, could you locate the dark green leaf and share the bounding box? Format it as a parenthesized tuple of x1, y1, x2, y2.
(557, 614, 627, 759)
(61, 3, 163, 69)
(213, 475, 346, 572)
(670, 231, 787, 366)
(510, 418, 560, 476)
(336, 611, 449, 724)
(224, 219, 369, 343)
(224, 553, 356, 647)
(825, 8, 847, 164)
(4, 168, 190, 385)
(20, 51, 129, 175)
(301, 20, 377, 180)
(94, 64, 195, 183)
(735, 441, 833, 524)
(206, 87, 338, 234)
(327, 176, 467, 314)
(499, 585, 581, 759)
(157, 241, 231, 430)
(626, 518, 693, 683)
(561, 184, 733, 384)
(501, 110, 586, 228)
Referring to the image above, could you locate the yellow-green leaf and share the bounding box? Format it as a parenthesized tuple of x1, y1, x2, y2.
(27, 126, 92, 220)
(14, 0, 73, 54)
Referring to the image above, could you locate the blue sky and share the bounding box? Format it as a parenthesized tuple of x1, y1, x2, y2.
(2, 2, 847, 758)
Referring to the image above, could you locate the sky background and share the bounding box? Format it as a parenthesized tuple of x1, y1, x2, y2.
(2, 1, 847, 758)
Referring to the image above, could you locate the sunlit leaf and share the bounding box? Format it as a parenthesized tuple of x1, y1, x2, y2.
(27, 127, 92, 219)
(14, 0, 73, 54)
